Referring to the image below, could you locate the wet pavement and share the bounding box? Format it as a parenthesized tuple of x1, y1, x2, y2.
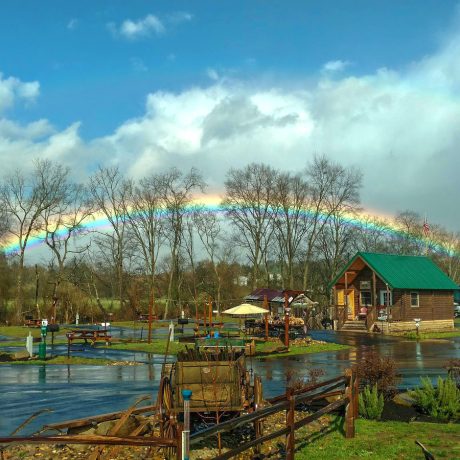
(0, 328, 459, 435)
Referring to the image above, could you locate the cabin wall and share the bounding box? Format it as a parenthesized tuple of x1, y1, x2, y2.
(395, 290, 454, 322)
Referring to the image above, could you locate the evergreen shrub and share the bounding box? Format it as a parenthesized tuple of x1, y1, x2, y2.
(410, 377, 460, 421)
(358, 384, 384, 420)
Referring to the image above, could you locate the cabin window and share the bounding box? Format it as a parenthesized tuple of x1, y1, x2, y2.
(410, 292, 419, 307)
(360, 291, 372, 306)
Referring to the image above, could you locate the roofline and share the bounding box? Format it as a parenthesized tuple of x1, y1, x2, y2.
(327, 252, 392, 291)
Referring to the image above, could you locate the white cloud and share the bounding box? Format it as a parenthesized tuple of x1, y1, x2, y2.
(167, 11, 193, 24)
(114, 14, 165, 40)
(109, 11, 193, 40)
(67, 18, 78, 30)
(322, 60, 351, 73)
(206, 68, 219, 81)
(3, 27, 460, 228)
(0, 72, 40, 112)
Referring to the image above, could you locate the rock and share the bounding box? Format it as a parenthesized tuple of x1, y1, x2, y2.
(96, 415, 139, 436)
(12, 350, 31, 360)
(393, 391, 415, 407)
(67, 425, 97, 436)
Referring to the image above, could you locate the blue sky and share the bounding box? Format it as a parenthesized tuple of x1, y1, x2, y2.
(1, 1, 460, 228)
(1, 0, 456, 138)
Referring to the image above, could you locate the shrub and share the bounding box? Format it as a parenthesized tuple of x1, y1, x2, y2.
(356, 351, 398, 398)
(358, 384, 384, 420)
(410, 376, 460, 421)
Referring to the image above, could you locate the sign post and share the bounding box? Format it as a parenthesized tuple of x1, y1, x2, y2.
(414, 318, 421, 337)
(182, 389, 192, 460)
(39, 319, 48, 360)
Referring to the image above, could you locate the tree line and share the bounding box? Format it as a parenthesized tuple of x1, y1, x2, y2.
(0, 156, 458, 324)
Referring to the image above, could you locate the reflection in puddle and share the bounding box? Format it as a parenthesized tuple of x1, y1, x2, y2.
(0, 328, 459, 435)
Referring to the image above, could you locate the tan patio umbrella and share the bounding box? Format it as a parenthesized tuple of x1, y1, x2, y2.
(222, 303, 269, 316)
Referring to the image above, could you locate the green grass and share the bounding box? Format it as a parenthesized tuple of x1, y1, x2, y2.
(255, 340, 349, 358)
(0, 325, 73, 338)
(0, 356, 114, 365)
(296, 417, 460, 459)
(112, 320, 170, 329)
(108, 339, 187, 355)
(403, 330, 460, 340)
(0, 338, 68, 347)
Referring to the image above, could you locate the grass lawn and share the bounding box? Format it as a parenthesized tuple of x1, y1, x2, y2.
(0, 325, 73, 338)
(402, 330, 460, 340)
(107, 338, 349, 357)
(108, 339, 187, 355)
(296, 418, 460, 459)
(0, 356, 114, 365)
(255, 340, 349, 358)
(0, 338, 68, 347)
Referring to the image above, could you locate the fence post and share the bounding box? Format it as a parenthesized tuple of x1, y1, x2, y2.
(254, 375, 262, 455)
(176, 423, 183, 460)
(286, 390, 295, 460)
(344, 368, 355, 438)
(353, 366, 359, 418)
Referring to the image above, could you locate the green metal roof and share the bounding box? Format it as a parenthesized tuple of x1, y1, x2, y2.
(329, 252, 458, 290)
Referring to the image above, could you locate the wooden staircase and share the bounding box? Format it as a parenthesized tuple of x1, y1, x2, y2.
(340, 320, 368, 332)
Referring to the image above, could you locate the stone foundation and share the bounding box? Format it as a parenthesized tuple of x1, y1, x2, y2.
(371, 319, 454, 334)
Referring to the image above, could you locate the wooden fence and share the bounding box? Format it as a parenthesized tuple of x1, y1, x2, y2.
(190, 366, 358, 460)
(0, 368, 358, 460)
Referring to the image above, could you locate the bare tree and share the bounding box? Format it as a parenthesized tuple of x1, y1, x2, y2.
(272, 172, 310, 288)
(315, 161, 362, 288)
(124, 175, 165, 318)
(89, 166, 130, 311)
(301, 156, 362, 290)
(392, 210, 426, 255)
(158, 168, 205, 318)
(350, 214, 392, 253)
(42, 183, 93, 322)
(193, 206, 227, 311)
(0, 159, 69, 321)
(222, 163, 278, 290)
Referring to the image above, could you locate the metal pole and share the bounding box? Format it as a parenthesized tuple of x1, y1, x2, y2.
(182, 389, 192, 460)
(284, 293, 290, 348)
(148, 287, 153, 344)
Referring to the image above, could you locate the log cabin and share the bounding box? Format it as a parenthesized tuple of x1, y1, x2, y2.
(329, 252, 457, 333)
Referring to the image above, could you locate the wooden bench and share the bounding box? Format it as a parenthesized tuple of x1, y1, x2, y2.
(66, 329, 112, 357)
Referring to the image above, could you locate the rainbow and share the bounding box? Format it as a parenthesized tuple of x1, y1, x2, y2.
(0, 195, 456, 257)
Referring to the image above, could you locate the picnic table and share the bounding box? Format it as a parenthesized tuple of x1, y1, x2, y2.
(23, 318, 42, 327)
(66, 328, 112, 357)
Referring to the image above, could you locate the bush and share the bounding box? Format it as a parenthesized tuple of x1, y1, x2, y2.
(356, 351, 398, 398)
(410, 377, 460, 421)
(358, 384, 384, 420)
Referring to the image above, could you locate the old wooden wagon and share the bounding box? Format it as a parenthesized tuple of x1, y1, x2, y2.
(157, 345, 263, 455)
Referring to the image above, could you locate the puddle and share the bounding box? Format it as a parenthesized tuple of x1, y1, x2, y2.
(0, 328, 459, 436)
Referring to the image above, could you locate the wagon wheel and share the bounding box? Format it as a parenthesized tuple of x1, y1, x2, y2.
(157, 376, 177, 459)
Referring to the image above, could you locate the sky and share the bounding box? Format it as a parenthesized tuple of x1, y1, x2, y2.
(1, 0, 460, 229)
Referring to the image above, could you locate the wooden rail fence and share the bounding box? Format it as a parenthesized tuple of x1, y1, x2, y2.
(190, 366, 358, 460)
(0, 367, 358, 460)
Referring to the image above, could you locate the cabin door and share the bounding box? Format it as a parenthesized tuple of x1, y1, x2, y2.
(346, 291, 355, 320)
